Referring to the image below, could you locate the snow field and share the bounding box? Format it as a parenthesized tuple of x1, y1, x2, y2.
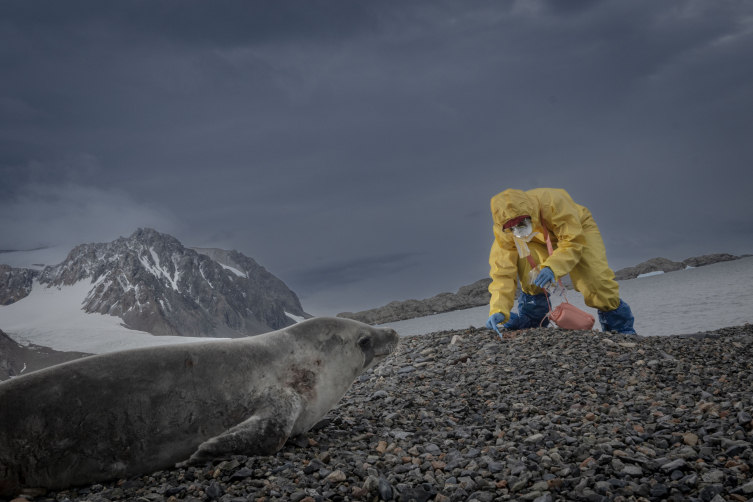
(0, 280, 222, 354)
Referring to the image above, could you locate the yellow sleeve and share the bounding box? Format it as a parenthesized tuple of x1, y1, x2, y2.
(488, 233, 518, 320)
(540, 192, 587, 278)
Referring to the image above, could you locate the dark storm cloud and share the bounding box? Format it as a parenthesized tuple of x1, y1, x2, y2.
(0, 0, 752, 314)
(289, 252, 422, 294)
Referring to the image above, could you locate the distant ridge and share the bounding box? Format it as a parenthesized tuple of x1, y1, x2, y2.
(337, 252, 748, 325)
(613, 253, 745, 280)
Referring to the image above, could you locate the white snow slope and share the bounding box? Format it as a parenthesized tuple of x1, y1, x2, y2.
(377, 256, 753, 338)
(0, 280, 221, 354)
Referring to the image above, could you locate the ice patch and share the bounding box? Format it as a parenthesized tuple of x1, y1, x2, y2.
(685, 265, 695, 269)
(150, 249, 161, 269)
(0, 280, 222, 354)
(285, 312, 307, 323)
(637, 270, 665, 278)
(139, 250, 179, 291)
(199, 265, 213, 288)
(220, 264, 246, 278)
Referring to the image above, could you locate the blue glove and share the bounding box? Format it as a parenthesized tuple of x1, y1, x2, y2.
(534, 267, 555, 288)
(486, 313, 506, 336)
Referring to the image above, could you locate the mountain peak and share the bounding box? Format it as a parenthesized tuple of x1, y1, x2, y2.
(2, 230, 310, 339)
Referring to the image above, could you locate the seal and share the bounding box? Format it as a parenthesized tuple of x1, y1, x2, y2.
(0, 317, 399, 496)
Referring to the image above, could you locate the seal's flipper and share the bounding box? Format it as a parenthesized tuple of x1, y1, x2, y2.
(177, 396, 303, 467)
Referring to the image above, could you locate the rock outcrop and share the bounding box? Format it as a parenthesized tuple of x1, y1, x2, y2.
(681, 253, 741, 268)
(0, 265, 37, 305)
(337, 279, 521, 326)
(614, 253, 746, 281)
(613, 257, 685, 281)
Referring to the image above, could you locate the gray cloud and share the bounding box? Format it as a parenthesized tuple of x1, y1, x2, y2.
(0, 155, 177, 250)
(289, 252, 423, 294)
(0, 0, 751, 315)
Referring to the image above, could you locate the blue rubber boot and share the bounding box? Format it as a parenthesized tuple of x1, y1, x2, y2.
(598, 299, 637, 335)
(503, 292, 550, 330)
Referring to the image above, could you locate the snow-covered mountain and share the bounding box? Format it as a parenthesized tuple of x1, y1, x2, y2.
(189, 247, 304, 319)
(1, 229, 310, 339)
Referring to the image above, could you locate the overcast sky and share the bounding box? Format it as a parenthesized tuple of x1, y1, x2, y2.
(1, 0, 752, 316)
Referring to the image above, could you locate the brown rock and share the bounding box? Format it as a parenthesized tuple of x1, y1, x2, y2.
(325, 470, 347, 483)
(435, 494, 450, 502)
(698, 402, 714, 413)
(633, 424, 645, 433)
(318, 451, 331, 464)
(548, 478, 563, 489)
(376, 441, 388, 454)
(580, 457, 597, 468)
(431, 461, 447, 470)
(495, 480, 508, 489)
(300, 498, 316, 502)
(585, 413, 595, 421)
(684, 433, 698, 446)
(351, 487, 369, 499)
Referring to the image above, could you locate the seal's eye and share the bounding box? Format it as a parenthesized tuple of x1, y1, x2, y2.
(358, 337, 371, 348)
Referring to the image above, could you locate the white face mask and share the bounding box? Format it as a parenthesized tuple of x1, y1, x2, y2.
(511, 219, 533, 238)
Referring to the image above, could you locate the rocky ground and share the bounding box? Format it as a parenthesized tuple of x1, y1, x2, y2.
(8, 323, 753, 502)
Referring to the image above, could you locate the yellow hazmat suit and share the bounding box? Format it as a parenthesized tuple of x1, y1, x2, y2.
(488, 188, 620, 321)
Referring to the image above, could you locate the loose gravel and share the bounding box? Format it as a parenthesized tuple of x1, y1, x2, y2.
(9, 323, 753, 502)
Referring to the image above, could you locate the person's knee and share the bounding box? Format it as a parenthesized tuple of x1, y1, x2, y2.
(504, 292, 550, 329)
(583, 292, 620, 312)
(570, 268, 620, 311)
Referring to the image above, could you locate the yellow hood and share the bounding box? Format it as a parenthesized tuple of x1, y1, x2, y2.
(490, 189, 540, 229)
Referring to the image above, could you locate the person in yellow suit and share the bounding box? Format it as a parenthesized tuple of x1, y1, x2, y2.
(485, 188, 636, 335)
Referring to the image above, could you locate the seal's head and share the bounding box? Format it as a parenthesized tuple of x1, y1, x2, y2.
(287, 316, 399, 372)
(283, 317, 400, 432)
(354, 322, 400, 370)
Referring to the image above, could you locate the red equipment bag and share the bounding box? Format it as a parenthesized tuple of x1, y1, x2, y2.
(538, 211, 595, 331)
